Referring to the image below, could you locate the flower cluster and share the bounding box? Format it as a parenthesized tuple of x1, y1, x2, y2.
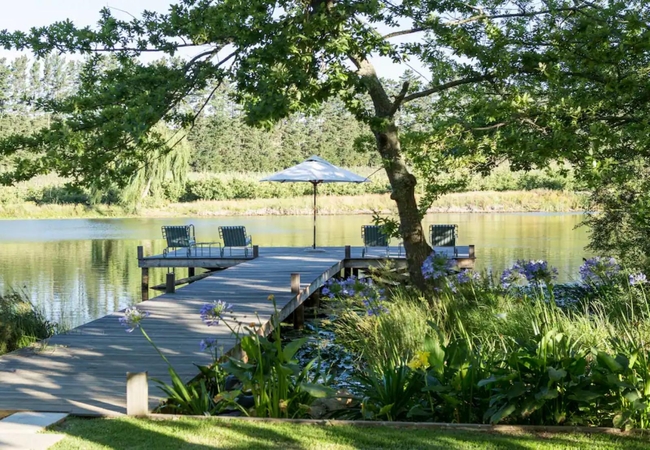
(629, 272, 648, 286)
(200, 300, 233, 326)
(362, 298, 389, 316)
(119, 307, 150, 333)
(421, 252, 456, 280)
(408, 351, 431, 371)
(456, 270, 481, 284)
(199, 338, 218, 352)
(500, 260, 558, 289)
(579, 257, 620, 286)
(322, 276, 385, 301)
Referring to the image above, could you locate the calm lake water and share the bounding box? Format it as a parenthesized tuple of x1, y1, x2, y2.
(0, 213, 590, 328)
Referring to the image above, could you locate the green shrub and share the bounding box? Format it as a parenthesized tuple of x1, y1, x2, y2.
(0, 291, 58, 355)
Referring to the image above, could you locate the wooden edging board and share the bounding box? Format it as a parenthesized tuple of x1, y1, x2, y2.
(124, 414, 647, 436)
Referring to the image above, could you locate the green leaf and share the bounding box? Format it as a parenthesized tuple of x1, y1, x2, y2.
(490, 404, 516, 424)
(506, 382, 527, 399)
(378, 403, 394, 417)
(548, 367, 567, 382)
(568, 390, 603, 403)
(283, 337, 308, 361)
(299, 383, 336, 398)
(597, 352, 624, 373)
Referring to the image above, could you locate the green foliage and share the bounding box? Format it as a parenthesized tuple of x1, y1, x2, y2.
(0, 290, 58, 355)
(219, 297, 333, 418)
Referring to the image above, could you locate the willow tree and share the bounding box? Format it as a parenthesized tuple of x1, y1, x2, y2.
(0, 0, 602, 285)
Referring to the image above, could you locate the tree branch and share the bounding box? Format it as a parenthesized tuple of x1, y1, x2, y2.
(388, 81, 410, 115)
(447, 6, 591, 26)
(383, 28, 425, 40)
(402, 75, 492, 103)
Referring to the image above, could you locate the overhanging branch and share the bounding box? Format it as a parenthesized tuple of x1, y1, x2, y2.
(402, 74, 492, 103)
(383, 27, 425, 39)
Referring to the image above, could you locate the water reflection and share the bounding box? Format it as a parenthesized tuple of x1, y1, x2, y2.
(0, 213, 589, 328)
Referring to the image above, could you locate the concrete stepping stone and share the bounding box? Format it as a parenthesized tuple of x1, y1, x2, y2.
(0, 412, 67, 449)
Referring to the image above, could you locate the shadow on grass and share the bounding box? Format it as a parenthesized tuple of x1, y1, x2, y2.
(53, 417, 650, 450)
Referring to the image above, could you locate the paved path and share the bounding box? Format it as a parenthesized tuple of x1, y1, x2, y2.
(0, 247, 347, 416)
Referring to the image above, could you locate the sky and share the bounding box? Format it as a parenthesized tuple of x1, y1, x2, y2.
(0, 0, 427, 80)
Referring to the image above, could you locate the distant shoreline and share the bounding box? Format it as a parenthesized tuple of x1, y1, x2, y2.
(0, 190, 587, 220)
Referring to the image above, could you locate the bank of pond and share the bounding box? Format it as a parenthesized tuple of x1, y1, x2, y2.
(108, 255, 650, 430)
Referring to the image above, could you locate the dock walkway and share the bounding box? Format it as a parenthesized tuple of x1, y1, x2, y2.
(0, 245, 473, 416)
(0, 247, 351, 416)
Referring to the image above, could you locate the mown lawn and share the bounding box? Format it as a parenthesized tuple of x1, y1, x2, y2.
(50, 417, 649, 450)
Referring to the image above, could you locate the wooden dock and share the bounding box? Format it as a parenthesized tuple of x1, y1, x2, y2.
(0, 245, 474, 416)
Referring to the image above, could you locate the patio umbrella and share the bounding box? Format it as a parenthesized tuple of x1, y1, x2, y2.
(261, 155, 369, 249)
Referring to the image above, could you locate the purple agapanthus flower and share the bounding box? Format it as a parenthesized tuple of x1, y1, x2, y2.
(500, 260, 558, 289)
(422, 252, 456, 280)
(579, 257, 620, 286)
(200, 300, 233, 326)
(456, 270, 481, 284)
(629, 272, 648, 286)
(119, 307, 150, 333)
(362, 298, 389, 316)
(199, 338, 218, 352)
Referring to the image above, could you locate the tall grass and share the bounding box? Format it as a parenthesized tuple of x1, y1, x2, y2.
(332, 296, 433, 371)
(0, 290, 58, 355)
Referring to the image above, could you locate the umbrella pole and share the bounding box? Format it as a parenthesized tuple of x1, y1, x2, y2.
(313, 182, 317, 249)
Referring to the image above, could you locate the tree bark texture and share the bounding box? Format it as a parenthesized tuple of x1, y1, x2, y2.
(353, 58, 432, 288)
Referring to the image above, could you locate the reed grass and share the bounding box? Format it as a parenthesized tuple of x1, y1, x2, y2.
(0, 290, 58, 355)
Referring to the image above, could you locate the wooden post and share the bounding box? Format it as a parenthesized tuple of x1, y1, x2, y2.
(306, 289, 321, 309)
(126, 372, 148, 416)
(352, 268, 359, 277)
(291, 273, 304, 330)
(141, 268, 149, 302)
(137, 245, 144, 260)
(166, 272, 176, 294)
(344, 245, 351, 259)
(469, 245, 475, 258)
(188, 267, 195, 278)
(253, 245, 259, 258)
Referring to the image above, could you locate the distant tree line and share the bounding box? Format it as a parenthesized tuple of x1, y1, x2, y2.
(0, 56, 375, 173)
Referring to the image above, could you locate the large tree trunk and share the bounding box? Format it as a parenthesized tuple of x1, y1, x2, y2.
(373, 122, 431, 288)
(353, 58, 432, 288)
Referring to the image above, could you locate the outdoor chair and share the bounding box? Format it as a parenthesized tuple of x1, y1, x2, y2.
(219, 226, 253, 257)
(430, 224, 458, 256)
(361, 225, 391, 257)
(162, 224, 196, 257)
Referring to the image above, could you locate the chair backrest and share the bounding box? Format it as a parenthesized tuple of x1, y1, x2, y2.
(362, 225, 389, 247)
(220, 226, 248, 247)
(430, 224, 457, 247)
(162, 225, 195, 248)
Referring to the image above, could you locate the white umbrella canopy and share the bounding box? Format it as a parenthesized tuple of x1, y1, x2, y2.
(261, 155, 370, 248)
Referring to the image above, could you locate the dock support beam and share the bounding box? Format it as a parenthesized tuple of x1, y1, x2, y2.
(126, 372, 148, 416)
(166, 272, 176, 294)
(138, 246, 149, 301)
(188, 267, 195, 278)
(141, 267, 149, 302)
(344, 245, 352, 278)
(291, 273, 304, 330)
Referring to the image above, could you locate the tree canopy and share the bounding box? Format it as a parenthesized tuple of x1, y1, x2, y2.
(1, 0, 649, 281)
